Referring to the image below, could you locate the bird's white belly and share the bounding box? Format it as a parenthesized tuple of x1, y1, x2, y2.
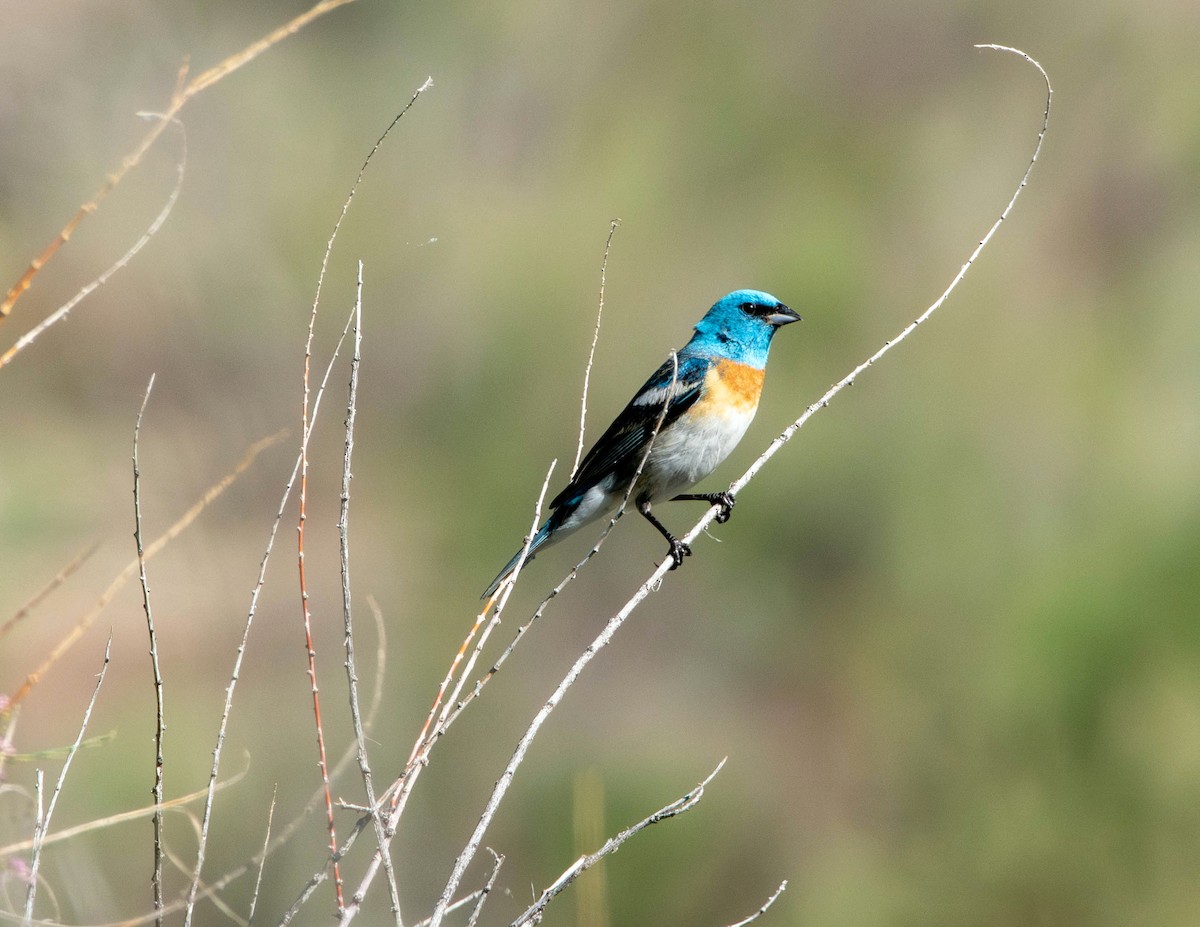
(641, 402, 757, 501)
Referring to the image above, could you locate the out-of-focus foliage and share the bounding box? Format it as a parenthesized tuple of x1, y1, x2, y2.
(1, 0, 1198, 923)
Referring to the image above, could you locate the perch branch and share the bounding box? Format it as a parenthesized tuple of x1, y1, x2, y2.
(429, 44, 1051, 926)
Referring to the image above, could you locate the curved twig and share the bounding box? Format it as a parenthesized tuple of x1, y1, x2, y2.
(427, 44, 1052, 924)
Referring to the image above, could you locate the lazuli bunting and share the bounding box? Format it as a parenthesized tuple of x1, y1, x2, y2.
(483, 289, 800, 598)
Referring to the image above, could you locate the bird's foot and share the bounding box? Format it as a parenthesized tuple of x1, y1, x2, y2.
(712, 491, 735, 524)
(667, 538, 692, 570)
(671, 490, 736, 524)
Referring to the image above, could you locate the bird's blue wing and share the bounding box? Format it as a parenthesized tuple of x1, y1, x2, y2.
(551, 353, 711, 511)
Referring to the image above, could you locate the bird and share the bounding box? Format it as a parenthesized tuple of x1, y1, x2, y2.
(482, 289, 800, 599)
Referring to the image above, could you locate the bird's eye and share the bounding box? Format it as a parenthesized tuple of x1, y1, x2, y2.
(739, 301, 757, 312)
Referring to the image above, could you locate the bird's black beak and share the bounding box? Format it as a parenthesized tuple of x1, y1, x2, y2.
(766, 303, 802, 327)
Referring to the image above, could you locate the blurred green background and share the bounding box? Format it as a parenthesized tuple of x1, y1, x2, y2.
(2, 0, 1199, 924)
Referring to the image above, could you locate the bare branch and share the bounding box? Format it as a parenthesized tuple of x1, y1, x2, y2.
(0, 116, 186, 371)
(179, 602, 385, 924)
(0, 540, 100, 642)
(308, 78, 432, 350)
(427, 354, 681, 927)
(0, 0, 361, 323)
(468, 849, 504, 927)
(0, 768, 248, 860)
(331, 460, 556, 925)
(247, 786, 278, 927)
(132, 375, 167, 925)
(510, 761, 726, 927)
(725, 881, 787, 927)
(297, 273, 346, 920)
(573, 219, 621, 478)
(23, 637, 112, 921)
(184, 313, 354, 927)
(339, 264, 403, 922)
(8, 429, 284, 709)
(298, 89, 436, 917)
(681, 45, 1052, 563)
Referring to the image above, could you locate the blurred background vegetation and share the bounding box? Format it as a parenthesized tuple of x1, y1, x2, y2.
(2, 0, 1198, 924)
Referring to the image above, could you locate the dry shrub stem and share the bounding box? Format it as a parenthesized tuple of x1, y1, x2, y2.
(424, 354, 682, 927)
(725, 881, 788, 927)
(0, 0, 360, 325)
(0, 117, 186, 372)
(0, 541, 100, 642)
(8, 429, 285, 710)
(574, 218, 621, 478)
(0, 771, 247, 863)
(184, 313, 355, 927)
(23, 638, 112, 923)
(468, 849, 504, 927)
(132, 375, 167, 925)
(339, 265, 403, 922)
(280, 79, 434, 927)
(297, 264, 346, 919)
(294, 77, 432, 920)
(510, 761, 726, 927)
(247, 787, 279, 927)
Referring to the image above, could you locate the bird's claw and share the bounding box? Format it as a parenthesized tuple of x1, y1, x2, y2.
(713, 492, 736, 524)
(667, 539, 692, 570)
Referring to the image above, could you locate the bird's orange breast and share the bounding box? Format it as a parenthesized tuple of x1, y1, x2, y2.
(696, 359, 765, 417)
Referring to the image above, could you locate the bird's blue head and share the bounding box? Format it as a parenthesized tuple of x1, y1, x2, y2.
(687, 289, 801, 367)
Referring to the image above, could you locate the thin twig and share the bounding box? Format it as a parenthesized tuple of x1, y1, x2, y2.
(278, 606, 392, 924)
(297, 270, 345, 919)
(0, 115, 185, 371)
(573, 219, 621, 478)
(339, 264, 403, 923)
(247, 786, 278, 927)
(510, 761, 726, 927)
(422, 346, 681, 744)
(689, 45, 1052, 551)
(0, 0, 360, 323)
(0, 768, 248, 860)
(309, 77, 433, 376)
(166, 603, 385, 926)
(27, 768, 44, 914)
(8, 429, 285, 709)
(439, 46, 1048, 926)
(23, 637, 112, 921)
(291, 77, 433, 925)
(725, 880, 787, 927)
(133, 375, 167, 925)
(183, 313, 355, 927)
(333, 461, 556, 925)
(0, 540, 100, 641)
(406, 892, 485, 927)
(467, 849, 504, 927)
(429, 459, 557, 737)
(427, 354, 681, 927)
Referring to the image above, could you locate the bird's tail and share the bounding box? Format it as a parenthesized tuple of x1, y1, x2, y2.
(481, 521, 554, 599)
